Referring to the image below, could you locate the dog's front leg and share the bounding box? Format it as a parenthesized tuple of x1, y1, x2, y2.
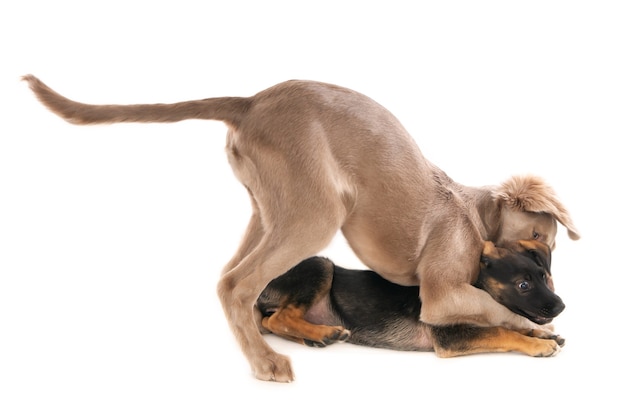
(420, 281, 549, 331)
(521, 328, 566, 347)
(431, 325, 562, 358)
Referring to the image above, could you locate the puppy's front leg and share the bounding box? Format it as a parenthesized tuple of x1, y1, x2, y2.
(431, 325, 561, 358)
(522, 328, 566, 347)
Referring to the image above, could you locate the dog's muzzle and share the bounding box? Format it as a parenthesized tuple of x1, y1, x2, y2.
(529, 299, 566, 324)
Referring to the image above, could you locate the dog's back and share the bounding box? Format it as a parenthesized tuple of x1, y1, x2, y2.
(322, 266, 428, 350)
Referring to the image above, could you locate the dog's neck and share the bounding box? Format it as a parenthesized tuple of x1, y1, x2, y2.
(433, 173, 500, 241)
(458, 185, 502, 242)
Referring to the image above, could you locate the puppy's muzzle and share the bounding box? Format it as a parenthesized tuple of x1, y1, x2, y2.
(532, 296, 566, 325)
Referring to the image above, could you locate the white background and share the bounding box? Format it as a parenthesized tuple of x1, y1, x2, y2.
(1, 1, 624, 415)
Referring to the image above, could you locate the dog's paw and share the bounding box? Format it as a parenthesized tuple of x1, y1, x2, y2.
(252, 352, 294, 382)
(304, 328, 351, 348)
(522, 338, 561, 358)
(524, 328, 566, 347)
(532, 339, 561, 357)
(334, 327, 351, 342)
(553, 334, 566, 347)
(304, 339, 328, 348)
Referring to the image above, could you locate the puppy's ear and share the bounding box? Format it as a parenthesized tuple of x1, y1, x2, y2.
(494, 175, 580, 240)
(518, 239, 552, 272)
(480, 241, 498, 267)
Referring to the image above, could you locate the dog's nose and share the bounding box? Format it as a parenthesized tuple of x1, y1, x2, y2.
(543, 299, 565, 318)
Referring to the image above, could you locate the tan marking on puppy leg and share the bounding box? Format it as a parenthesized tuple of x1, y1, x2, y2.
(434, 327, 561, 358)
(262, 305, 350, 346)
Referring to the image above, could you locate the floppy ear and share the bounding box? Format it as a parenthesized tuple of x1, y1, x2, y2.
(493, 175, 580, 240)
(480, 241, 499, 267)
(517, 239, 552, 273)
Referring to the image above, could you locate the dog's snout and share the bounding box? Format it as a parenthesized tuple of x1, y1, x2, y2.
(542, 299, 566, 318)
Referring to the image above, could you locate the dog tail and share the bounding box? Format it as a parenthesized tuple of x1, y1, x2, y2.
(22, 75, 250, 128)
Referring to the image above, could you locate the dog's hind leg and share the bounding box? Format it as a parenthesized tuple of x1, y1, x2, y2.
(217, 210, 343, 382)
(221, 191, 264, 277)
(219, 121, 351, 381)
(218, 234, 339, 381)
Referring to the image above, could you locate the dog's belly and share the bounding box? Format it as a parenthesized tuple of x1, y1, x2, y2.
(304, 299, 342, 327)
(345, 320, 435, 351)
(336, 167, 455, 286)
(341, 220, 423, 285)
(304, 292, 435, 351)
(378, 324, 434, 351)
(339, 168, 477, 287)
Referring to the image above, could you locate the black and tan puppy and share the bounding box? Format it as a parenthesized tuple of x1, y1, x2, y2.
(257, 240, 565, 357)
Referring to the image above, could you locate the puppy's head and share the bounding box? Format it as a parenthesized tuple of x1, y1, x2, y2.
(476, 240, 565, 325)
(493, 175, 580, 249)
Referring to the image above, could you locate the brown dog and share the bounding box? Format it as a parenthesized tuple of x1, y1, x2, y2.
(257, 240, 565, 358)
(23, 75, 579, 381)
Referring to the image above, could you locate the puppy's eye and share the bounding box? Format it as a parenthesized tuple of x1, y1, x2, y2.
(519, 281, 530, 291)
(532, 231, 540, 240)
(542, 273, 547, 281)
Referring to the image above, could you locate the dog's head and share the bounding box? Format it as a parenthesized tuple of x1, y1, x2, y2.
(492, 175, 580, 249)
(476, 240, 565, 325)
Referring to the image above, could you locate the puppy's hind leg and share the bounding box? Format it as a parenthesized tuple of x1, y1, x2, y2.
(259, 257, 350, 347)
(262, 305, 350, 347)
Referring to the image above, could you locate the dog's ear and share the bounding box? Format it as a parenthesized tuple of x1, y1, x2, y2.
(517, 239, 552, 272)
(494, 175, 580, 240)
(480, 241, 499, 267)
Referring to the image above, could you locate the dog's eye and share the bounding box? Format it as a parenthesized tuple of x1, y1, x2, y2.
(518, 281, 530, 291)
(532, 231, 540, 240)
(542, 273, 547, 281)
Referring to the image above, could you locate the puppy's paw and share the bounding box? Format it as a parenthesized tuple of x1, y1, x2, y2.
(334, 327, 351, 342)
(532, 339, 561, 357)
(304, 328, 351, 347)
(552, 334, 566, 347)
(523, 328, 566, 347)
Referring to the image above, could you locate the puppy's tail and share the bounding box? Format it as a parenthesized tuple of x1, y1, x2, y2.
(22, 75, 250, 128)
